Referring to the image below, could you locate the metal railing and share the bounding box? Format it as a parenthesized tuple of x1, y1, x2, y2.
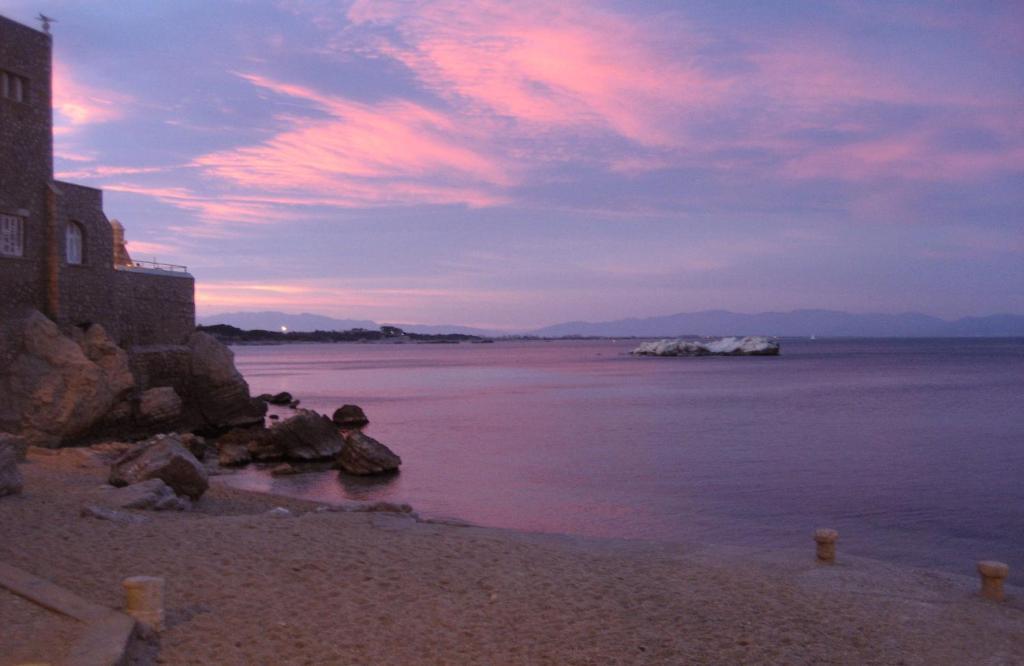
(125, 260, 189, 273)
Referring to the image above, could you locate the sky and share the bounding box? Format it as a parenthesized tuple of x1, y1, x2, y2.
(4, 1, 1023, 328)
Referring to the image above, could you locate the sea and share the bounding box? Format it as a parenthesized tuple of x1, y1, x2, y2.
(219, 338, 1024, 575)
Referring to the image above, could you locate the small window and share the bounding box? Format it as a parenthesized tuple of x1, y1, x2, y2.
(0, 70, 28, 102)
(66, 222, 83, 264)
(0, 214, 24, 257)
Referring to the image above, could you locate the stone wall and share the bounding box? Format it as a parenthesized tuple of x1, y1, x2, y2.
(114, 269, 195, 347)
(55, 181, 117, 331)
(0, 15, 51, 324)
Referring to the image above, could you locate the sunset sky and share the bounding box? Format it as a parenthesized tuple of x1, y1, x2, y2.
(4, 1, 1022, 328)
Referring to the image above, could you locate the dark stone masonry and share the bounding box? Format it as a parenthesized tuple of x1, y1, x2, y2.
(0, 14, 195, 349)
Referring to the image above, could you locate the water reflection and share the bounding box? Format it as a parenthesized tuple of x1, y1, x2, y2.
(219, 338, 1024, 574)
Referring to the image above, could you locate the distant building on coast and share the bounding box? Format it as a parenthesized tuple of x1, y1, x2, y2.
(0, 14, 194, 347)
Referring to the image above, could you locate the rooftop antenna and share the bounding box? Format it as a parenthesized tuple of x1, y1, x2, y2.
(37, 13, 56, 34)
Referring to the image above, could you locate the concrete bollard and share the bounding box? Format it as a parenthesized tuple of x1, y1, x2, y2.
(814, 528, 839, 563)
(122, 576, 165, 631)
(976, 561, 1009, 601)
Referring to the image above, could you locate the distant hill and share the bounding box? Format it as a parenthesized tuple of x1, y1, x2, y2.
(197, 311, 503, 336)
(527, 309, 1024, 338)
(387, 323, 505, 337)
(198, 311, 378, 332)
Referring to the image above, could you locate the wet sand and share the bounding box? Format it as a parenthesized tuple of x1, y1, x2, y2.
(1, 451, 1021, 665)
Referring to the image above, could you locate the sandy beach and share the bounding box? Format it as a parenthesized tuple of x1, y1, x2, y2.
(1, 450, 1022, 665)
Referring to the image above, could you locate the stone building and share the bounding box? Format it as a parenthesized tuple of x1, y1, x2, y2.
(0, 14, 194, 348)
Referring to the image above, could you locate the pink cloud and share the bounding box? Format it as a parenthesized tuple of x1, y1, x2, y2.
(347, 0, 721, 147)
(124, 240, 183, 257)
(191, 73, 510, 208)
(103, 183, 296, 228)
(52, 60, 132, 128)
(195, 278, 517, 315)
(781, 117, 1024, 183)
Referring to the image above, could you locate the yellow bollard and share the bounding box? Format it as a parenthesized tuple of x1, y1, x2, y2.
(814, 528, 838, 563)
(122, 576, 165, 631)
(976, 561, 1009, 601)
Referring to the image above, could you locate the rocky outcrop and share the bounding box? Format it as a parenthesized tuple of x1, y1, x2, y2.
(187, 332, 266, 432)
(337, 431, 401, 475)
(138, 387, 183, 425)
(0, 439, 23, 497)
(102, 478, 191, 511)
(109, 434, 209, 500)
(631, 336, 780, 357)
(332, 404, 369, 430)
(0, 312, 135, 447)
(248, 410, 344, 462)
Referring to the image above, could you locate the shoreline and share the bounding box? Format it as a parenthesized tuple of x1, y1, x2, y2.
(2, 451, 1022, 664)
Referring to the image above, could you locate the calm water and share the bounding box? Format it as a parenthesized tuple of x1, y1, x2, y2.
(223, 339, 1024, 574)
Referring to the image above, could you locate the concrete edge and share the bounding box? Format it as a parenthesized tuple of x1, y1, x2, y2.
(0, 561, 136, 666)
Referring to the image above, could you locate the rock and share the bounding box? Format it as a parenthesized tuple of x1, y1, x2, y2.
(269, 414, 280, 421)
(332, 404, 369, 430)
(270, 463, 297, 476)
(79, 324, 135, 396)
(250, 410, 344, 462)
(80, 504, 147, 524)
(218, 441, 252, 466)
(288, 400, 300, 408)
(179, 433, 207, 460)
(87, 441, 136, 462)
(138, 387, 183, 424)
(266, 392, 293, 405)
(215, 428, 261, 466)
(337, 431, 401, 475)
(0, 440, 24, 497)
(0, 433, 29, 462)
(187, 332, 266, 431)
(0, 311, 136, 447)
(103, 478, 191, 511)
(109, 435, 209, 500)
(631, 336, 780, 357)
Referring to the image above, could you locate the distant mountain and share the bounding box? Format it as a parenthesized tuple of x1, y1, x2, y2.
(198, 309, 1024, 338)
(197, 311, 378, 332)
(528, 309, 1024, 338)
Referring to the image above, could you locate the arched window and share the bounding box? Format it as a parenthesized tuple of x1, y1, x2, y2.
(66, 222, 83, 264)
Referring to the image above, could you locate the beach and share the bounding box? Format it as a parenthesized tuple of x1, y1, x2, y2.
(2, 450, 1021, 665)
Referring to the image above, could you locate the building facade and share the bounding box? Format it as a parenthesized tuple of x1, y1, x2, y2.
(0, 14, 194, 347)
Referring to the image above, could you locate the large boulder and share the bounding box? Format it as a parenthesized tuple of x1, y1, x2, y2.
(187, 332, 265, 431)
(109, 434, 209, 500)
(337, 431, 401, 475)
(215, 428, 257, 466)
(249, 410, 344, 462)
(332, 404, 369, 430)
(0, 440, 23, 497)
(0, 312, 135, 447)
(138, 387, 183, 424)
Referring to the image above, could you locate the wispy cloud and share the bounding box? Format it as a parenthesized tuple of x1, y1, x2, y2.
(52, 60, 133, 129)
(192, 73, 511, 208)
(347, 0, 721, 147)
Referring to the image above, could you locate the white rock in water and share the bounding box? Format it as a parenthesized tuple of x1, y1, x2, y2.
(632, 336, 779, 357)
